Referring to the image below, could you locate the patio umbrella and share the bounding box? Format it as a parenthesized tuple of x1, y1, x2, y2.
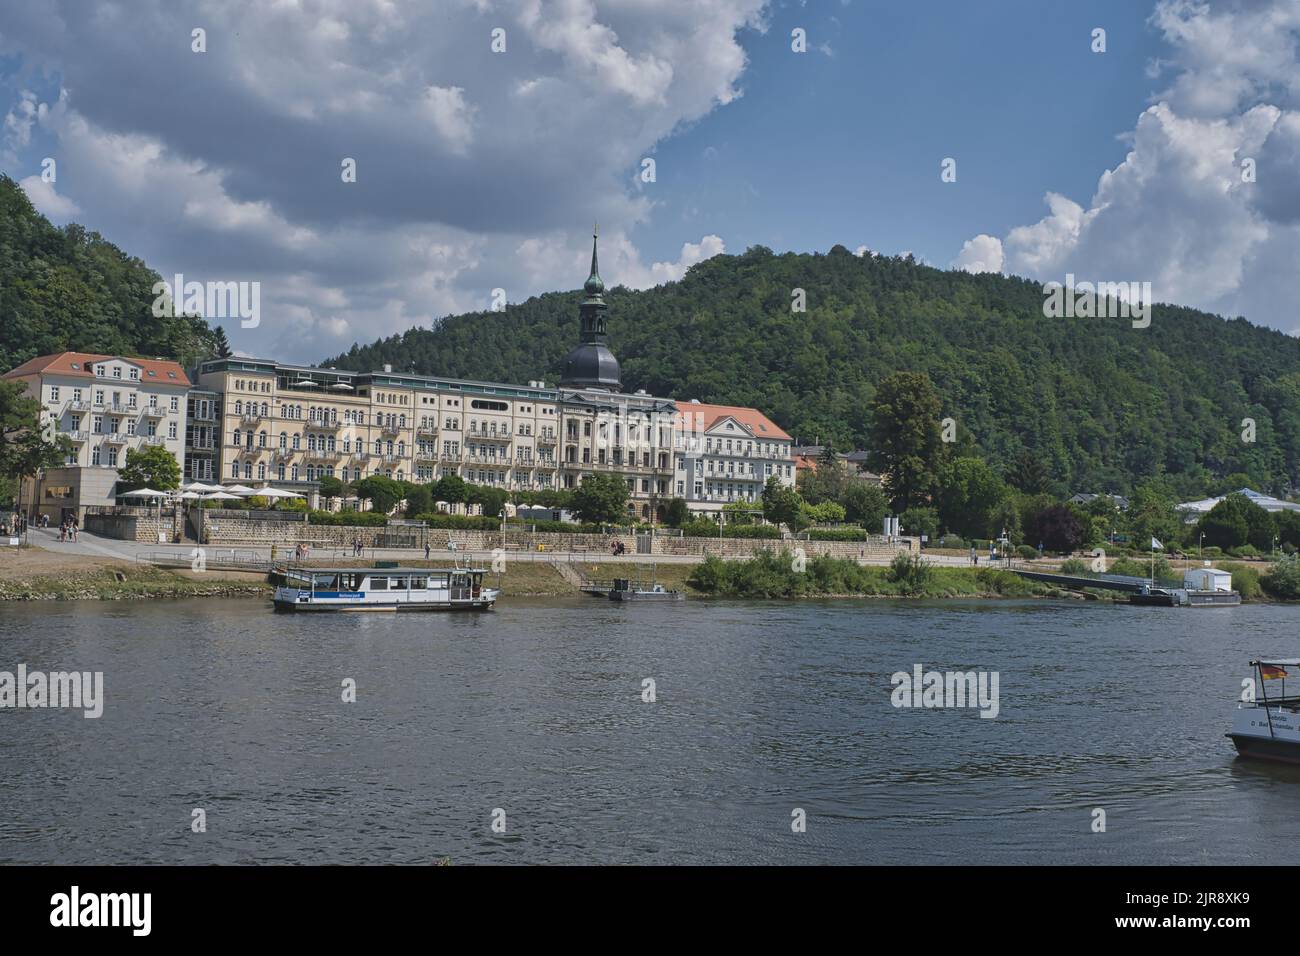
(178, 491, 204, 500)
(117, 487, 171, 498)
(256, 487, 304, 499)
(183, 481, 221, 493)
(224, 485, 259, 496)
(201, 491, 243, 501)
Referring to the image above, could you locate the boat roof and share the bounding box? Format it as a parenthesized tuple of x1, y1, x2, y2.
(1253, 659, 1300, 667)
(285, 566, 487, 574)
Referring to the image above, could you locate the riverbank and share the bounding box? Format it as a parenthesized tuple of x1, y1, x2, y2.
(0, 547, 700, 601)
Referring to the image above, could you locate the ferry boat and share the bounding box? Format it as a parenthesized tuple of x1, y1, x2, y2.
(1227, 658, 1300, 763)
(273, 566, 499, 612)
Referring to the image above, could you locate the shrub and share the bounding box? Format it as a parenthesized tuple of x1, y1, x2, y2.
(680, 518, 780, 539)
(808, 527, 869, 541)
(306, 510, 386, 527)
(1229, 545, 1261, 559)
(1016, 545, 1039, 560)
(889, 552, 934, 596)
(1218, 561, 1262, 600)
(1262, 554, 1300, 600)
(414, 513, 503, 531)
(1059, 558, 1090, 574)
(935, 535, 967, 550)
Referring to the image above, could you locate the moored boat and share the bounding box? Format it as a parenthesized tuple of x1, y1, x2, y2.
(1227, 658, 1300, 763)
(273, 566, 499, 612)
(608, 578, 684, 602)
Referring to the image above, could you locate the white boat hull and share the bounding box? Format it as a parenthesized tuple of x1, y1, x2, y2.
(273, 585, 499, 612)
(1227, 703, 1300, 763)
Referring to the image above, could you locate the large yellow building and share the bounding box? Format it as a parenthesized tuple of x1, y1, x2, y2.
(192, 233, 794, 521)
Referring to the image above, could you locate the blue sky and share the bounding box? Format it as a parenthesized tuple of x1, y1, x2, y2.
(634, 0, 1159, 266)
(2, 1, 1297, 361)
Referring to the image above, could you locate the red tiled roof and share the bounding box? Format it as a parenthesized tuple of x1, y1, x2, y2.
(3, 351, 191, 387)
(673, 400, 791, 441)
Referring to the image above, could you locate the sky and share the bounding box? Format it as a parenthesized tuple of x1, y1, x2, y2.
(1, 0, 1298, 363)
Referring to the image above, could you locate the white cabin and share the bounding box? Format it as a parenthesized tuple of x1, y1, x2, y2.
(1183, 566, 1234, 592)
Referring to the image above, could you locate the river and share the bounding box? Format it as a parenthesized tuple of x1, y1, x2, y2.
(1, 596, 1297, 864)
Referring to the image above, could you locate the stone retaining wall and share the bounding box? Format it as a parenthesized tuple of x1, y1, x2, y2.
(85, 510, 184, 543)
(193, 514, 916, 559)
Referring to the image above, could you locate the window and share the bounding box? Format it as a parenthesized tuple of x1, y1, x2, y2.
(49, 386, 60, 402)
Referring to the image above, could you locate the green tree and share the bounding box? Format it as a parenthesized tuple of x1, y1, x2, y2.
(663, 497, 689, 528)
(868, 371, 945, 512)
(404, 484, 433, 517)
(571, 473, 629, 524)
(761, 475, 804, 530)
(116, 444, 180, 492)
(356, 474, 403, 515)
(899, 505, 939, 539)
(841, 481, 888, 529)
(432, 474, 469, 503)
(1007, 450, 1051, 495)
(317, 474, 345, 508)
(1035, 504, 1084, 553)
(0, 381, 73, 505)
(469, 484, 509, 520)
(212, 325, 233, 358)
(936, 456, 1008, 540)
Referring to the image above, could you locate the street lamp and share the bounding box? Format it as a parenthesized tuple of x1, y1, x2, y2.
(1199, 532, 1205, 561)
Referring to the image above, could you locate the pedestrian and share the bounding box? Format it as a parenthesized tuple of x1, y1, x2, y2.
(425, 542, 431, 560)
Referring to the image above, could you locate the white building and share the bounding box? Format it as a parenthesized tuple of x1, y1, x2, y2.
(1176, 487, 1300, 523)
(3, 351, 190, 522)
(673, 400, 795, 515)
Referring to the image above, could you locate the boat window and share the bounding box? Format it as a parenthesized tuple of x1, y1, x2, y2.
(410, 577, 426, 590)
(369, 577, 388, 591)
(392, 577, 408, 590)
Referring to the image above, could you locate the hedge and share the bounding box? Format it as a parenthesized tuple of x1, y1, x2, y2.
(807, 527, 869, 542)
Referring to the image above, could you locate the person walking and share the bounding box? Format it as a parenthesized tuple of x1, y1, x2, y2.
(424, 542, 431, 560)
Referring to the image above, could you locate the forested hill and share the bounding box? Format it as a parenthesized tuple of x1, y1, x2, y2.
(0, 174, 217, 372)
(325, 244, 1300, 496)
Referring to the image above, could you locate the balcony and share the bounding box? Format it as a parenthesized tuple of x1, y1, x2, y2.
(417, 425, 439, 438)
(309, 419, 342, 431)
(141, 436, 167, 447)
(64, 401, 91, 414)
(379, 423, 402, 436)
(62, 430, 89, 443)
(239, 412, 263, 425)
(102, 432, 128, 445)
(141, 406, 167, 419)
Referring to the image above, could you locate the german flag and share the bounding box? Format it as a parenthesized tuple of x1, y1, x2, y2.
(1262, 664, 1288, 680)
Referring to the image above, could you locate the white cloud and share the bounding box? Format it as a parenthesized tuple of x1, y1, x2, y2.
(18, 174, 79, 217)
(956, 0, 1300, 330)
(0, 0, 767, 359)
(950, 234, 1003, 274)
(420, 85, 476, 154)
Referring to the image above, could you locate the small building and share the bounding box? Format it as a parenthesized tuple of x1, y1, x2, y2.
(1183, 566, 1234, 592)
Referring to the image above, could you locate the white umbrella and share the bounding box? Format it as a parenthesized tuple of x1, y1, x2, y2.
(256, 487, 304, 499)
(224, 484, 259, 496)
(178, 491, 204, 500)
(202, 491, 243, 501)
(118, 487, 171, 498)
(183, 481, 221, 493)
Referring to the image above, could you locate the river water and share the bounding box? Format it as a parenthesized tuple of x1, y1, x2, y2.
(1, 595, 1297, 865)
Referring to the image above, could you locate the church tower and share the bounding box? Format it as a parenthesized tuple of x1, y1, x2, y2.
(559, 228, 622, 390)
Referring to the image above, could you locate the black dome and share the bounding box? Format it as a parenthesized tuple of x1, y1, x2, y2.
(561, 343, 621, 390)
